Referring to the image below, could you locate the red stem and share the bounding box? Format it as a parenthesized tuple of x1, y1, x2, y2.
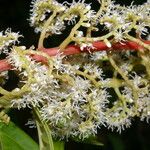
(0, 59, 12, 72)
(0, 40, 150, 72)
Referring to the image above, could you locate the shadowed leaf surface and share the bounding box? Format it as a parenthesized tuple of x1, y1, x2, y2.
(0, 122, 39, 150)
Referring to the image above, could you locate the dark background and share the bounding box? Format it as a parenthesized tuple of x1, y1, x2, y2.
(0, 0, 150, 150)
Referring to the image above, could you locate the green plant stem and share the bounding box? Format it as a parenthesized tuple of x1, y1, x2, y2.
(59, 17, 84, 50)
(33, 107, 54, 150)
(126, 35, 150, 50)
(107, 52, 139, 113)
(38, 11, 57, 49)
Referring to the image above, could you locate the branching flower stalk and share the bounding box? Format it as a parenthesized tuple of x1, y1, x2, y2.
(0, 0, 150, 148)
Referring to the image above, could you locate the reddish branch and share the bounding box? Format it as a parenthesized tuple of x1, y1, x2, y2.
(0, 59, 12, 72)
(0, 40, 150, 72)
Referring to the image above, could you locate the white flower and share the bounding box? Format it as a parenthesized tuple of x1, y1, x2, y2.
(49, 18, 65, 35)
(83, 63, 103, 79)
(7, 48, 26, 71)
(0, 29, 21, 54)
(90, 51, 107, 60)
(78, 121, 97, 139)
(122, 87, 133, 102)
(29, 0, 66, 33)
(75, 31, 84, 38)
(130, 73, 143, 88)
(25, 119, 36, 128)
(80, 43, 94, 51)
(106, 106, 132, 133)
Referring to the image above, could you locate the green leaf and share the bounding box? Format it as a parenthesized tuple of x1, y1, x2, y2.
(33, 107, 65, 150)
(54, 141, 65, 150)
(82, 136, 103, 146)
(33, 107, 54, 150)
(72, 136, 103, 146)
(0, 121, 39, 150)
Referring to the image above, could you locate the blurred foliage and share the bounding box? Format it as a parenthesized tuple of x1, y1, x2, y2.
(0, 121, 39, 150)
(0, 0, 150, 150)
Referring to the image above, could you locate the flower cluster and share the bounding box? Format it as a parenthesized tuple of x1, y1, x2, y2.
(7, 49, 109, 138)
(30, 0, 66, 33)
(3, 47, 150, 139)
(0, 0, 150, 140)
(0, 29, 21, 54)
(30, 0, 150, 46)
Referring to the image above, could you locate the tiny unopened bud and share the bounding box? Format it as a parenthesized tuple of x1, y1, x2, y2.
(104, 39, 111, 48)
